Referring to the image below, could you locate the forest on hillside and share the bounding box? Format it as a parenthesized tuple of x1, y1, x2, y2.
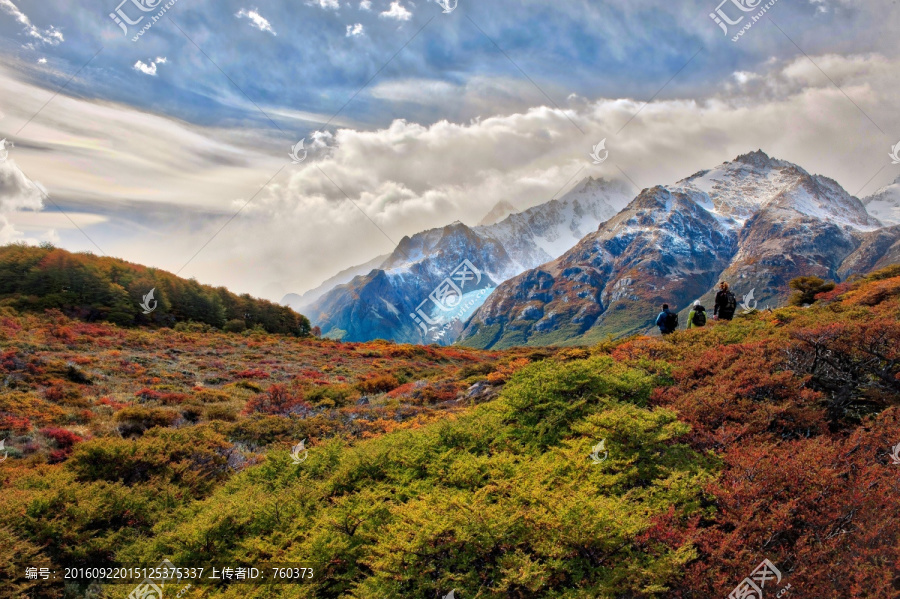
(0, 245, 310, 336)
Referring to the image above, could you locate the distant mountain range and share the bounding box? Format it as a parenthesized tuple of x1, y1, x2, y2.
(295, 177, 633, 343)
(282, 253, 390, 314)
(459, 151, 900, 348)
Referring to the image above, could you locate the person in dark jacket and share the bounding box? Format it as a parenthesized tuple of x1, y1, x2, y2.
(656, 303, 677, 335)
(714, 281, 736, 321)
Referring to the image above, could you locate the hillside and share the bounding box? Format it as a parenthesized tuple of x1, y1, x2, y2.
(460, 151, 900, 349)
(304, 177, 632, 345)
(0, 244, 311, 336)
(2, 265, 899, 597)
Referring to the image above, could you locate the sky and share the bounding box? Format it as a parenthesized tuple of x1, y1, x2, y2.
(0, 0, 898, 301)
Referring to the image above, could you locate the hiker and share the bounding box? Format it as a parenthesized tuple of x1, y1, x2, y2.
(656, 303, 678, 335)
(687, 301, 707, 329)
(714, 281, 737, 321)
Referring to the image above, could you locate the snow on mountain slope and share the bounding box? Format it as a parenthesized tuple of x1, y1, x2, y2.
(863, 176, 900, 226)
(306, 177, 633, 344)
(459, 151, 898, 349)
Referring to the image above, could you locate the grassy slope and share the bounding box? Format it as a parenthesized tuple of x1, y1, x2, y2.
(2, 266, 900, 598)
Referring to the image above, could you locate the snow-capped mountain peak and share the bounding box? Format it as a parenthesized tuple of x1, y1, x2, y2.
(676, 150, 880, 230)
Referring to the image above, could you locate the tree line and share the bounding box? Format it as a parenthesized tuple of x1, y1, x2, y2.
(0, 244, 310, 336)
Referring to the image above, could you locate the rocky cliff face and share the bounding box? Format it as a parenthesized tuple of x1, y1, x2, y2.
(459, 151, 896, 348)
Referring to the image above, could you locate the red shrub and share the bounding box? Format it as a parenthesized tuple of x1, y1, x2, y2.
(136, 388, 163, 401)
(0, 414, 32, 434)
(387, 382, 418, 398)
(40, 427, 84, 449)
(244, 384, 311, 416)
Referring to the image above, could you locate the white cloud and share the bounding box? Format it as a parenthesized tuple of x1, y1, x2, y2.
(133, 57, 167, 76)
(380, 1, 412, 20)
(346, 23, 365, 36)
(310, 0, 340, 8)
(732, 71, 759, 85)
(0, 0, 64, 46)
(359, 0, 372, 9)
(235, 8, 277, 35)
(0, 158, 46, 244)
(37, 57, 47, 64)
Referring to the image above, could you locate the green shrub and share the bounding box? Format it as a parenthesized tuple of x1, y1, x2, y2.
(500, 355, 656, 448)
(204, 405, 238, 422)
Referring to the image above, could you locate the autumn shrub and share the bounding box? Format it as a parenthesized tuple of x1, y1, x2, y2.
(114, 406, 178, 436)
(43, 382, 89, 407)
(356, 374, 401, 394)
(784, 320, 900, 424)
(204, 404, 238, 422)
(244, 383, 311, 415)
(193, 388, 233, 403)
(40, 427, 83, 449)
(413, 380, 461, 405)
(304, 383, 360, 407)
(653, 341, 826, 449)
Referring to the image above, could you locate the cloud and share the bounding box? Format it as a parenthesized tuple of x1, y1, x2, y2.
(133, 57, 167, 77)
(0, 0, 64, 46)
(346, 23, 365, 37)
(37, 57, 46, 64)
(235, 8, 277, 35)
(0, 159, 47, 244)
(310, 0, 340, 8)
(359, 0, 372, 9)
(380, 1, 412, 20)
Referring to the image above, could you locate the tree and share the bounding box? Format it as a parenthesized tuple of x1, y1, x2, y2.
(788, 276, 835, 306)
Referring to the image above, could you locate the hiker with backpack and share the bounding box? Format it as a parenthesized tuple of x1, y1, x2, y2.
(714, 281, 737, 321)
(687, 301, 707, 328)
(656, 303, 678, 335)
